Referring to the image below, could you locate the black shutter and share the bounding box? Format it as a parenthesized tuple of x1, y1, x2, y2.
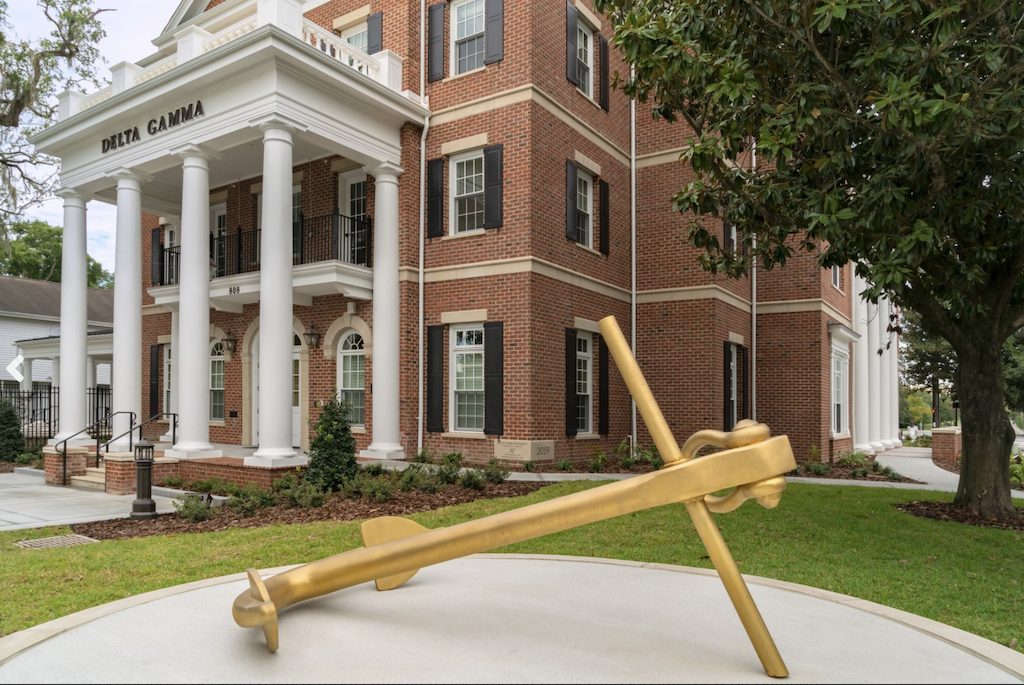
(723, 341, 733, 431)
(484, 0, 504, 64)
(724, 220, 734, 252)
(366, 12, 383, 54)
(566, 159, 578, 242)
(483, 144, 503, 229)
(428, 3, 446, 83)
(427, 158, 445, 238)
(151, 227, 164, 285)
(599, 335, 610, 435)
(598, 179, 610, 255)
(740, 345, 750, 421)
(149, 345, 160, 420)
(566, 328, 578, 437)
(427, 325, 445, 432)
(599, 34, 610, 111)
(484, 321, 504, 435)
(566, 3, 579, 86)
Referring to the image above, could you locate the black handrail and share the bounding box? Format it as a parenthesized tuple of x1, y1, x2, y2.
(101, 413, 178, 455)
(56, 411, 136, 486)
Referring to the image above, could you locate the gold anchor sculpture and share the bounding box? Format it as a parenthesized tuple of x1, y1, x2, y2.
(232, 316, 797, 678)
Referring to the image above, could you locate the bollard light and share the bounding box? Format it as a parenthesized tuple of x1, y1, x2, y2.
(131, 438, 158, 520)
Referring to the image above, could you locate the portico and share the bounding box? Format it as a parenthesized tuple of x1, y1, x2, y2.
(30, 0, 426, 467)
(852, 274, 903, 454)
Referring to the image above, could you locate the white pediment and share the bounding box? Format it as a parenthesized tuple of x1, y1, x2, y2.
(162, 0, 211, 36)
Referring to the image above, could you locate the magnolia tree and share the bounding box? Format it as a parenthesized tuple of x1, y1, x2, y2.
(595, 0, 1024, 517)
(0, 0, 107, 247)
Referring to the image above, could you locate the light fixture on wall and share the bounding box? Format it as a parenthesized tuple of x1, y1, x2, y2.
(304, 324, 321, 348)
(222, 333, 238, 354)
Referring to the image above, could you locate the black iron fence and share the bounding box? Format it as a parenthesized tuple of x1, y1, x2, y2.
(87, 387, 113, 438)
(0, 385, 58, 448)
(155, 210, 372, 287)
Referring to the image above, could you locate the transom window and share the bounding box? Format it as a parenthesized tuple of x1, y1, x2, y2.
(453, 0, 485, 75)
(577, 23, 594, 97)
(452, 152, 485, 234)
(338, 333, 366, 427)
(210, 341, 225, 421)
(832, 348, 849, 435)
(452, 326, 485, 432)
(576, 333, 593, 434)
(576, 170, 593, 248)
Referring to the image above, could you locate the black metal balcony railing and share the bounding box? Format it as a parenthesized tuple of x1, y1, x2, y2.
(156, 209, 372, 286)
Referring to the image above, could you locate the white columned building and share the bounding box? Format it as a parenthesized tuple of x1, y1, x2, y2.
(248, 121, 301, 467)
(878, 298, 895, 449)
(108, 171, 147, 452)
(362, 163, 405, 461)
(853, 274, 873, 454)
(168, 147, 220, 458)
(53, 190, 90, 443)
(866, 300, 884, 452)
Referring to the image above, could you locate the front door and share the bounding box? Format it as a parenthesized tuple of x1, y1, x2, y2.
(251, 332, 302, 449)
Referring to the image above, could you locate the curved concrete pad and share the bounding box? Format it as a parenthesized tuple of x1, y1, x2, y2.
(1, 555, 1021, 684)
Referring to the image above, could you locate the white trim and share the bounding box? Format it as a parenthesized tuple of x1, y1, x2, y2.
(576, 22, 594, 100)
(449, 323, 486, 434)
(450, 0, 486, 77)
(336, 331, 367, 428)
(449, 149, 486, 236)
(576, 331, 594, 435)
(576, 168, 594, 249)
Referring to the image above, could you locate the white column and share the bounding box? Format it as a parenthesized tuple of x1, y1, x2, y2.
(248, 122, 301, 466)
(361, 162, 405, 460)
(108, 171, 147, 451)
(890, 313, 902, 445)
(169, 148, 221, 458)
(852, 275, 872, 453)
(86, 356, 96, 389)
(878, 297, 895, 448)
(20, 354, 32, 392)
(51, 358, 60, 387)
(53, 192, 89, 442)
(160, 310, 180, 443)
(867, 299, 884, 452)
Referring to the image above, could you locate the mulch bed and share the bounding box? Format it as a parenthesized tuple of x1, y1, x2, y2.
(932, 457, 1023, 492)
(0, 461, 15, 474)
(792, 456, 923, 484)
(897, 501, 1024, 532)
(72, 481, 546, 541)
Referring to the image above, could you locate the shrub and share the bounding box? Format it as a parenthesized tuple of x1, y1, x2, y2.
(413, 449, 432, 464)
(279, 480, 327, 509)
(187, 478, 231, 494)
(14, 453, 34, 466)
(836, 451, 868, 468)
(458, 469, 485, 491)
(806, 462, 831, 476)
(523, 460, 536, 473)
(174, 494, 213, 522)
(638, 445, 663, 470)
(226, 484, 276, 518)
(398, 465, 438, 493)
(807, 444, 822, 463)
(363, 462, 387, 478)
(882, 466, 903, 481)
(0, 400, 25, 462)
(588, 452, 608, 473)
(850, 468, 869, 479)
(305, 396, 359, 492)
(482, 459, 509, 484)
(872, 460, 884, 473)
(161, 475, 185, 489)
(435, 453, 464, 485)
(342, 473, 394, 502)
(557, 459, 573, 472)
(273, 472, 299, 493)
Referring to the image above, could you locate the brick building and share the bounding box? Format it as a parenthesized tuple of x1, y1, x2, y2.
(31, 0, 900, 477)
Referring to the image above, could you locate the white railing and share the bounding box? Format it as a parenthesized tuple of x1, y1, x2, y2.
(135, 56, 179, 85)
(301, 19, 379, 80)
(204, 16, 259, 52)
(79, 86, 113, 112)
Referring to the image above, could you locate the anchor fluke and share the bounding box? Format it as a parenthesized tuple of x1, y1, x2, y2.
(361, 517, 430, 590)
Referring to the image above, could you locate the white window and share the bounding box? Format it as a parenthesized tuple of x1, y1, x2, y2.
(210, 341, 225, 421)
(832, 265, 842, 290)
(163, 345, 172, 414)
(451, 325, 485, 432)
(211, 205, 227, 278)
(832, 348, 849, 436)
(577, 23, 594, 97)
(576, 170, 593, 248)
(293, 334, 301, 411)
(451, 151, 485, 234)
(452, 0, 485, 75)
(576, 332, 593, 434)
(338, 333, 366, 427)
(341, 23, 368, 53)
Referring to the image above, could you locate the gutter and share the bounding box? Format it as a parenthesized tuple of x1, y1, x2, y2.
(417, 0, 430, 454)
(630, 64, 638, 447)
(751, 141, 757, 420)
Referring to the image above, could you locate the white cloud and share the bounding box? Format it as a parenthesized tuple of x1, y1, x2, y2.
(13, 0, 184, 273)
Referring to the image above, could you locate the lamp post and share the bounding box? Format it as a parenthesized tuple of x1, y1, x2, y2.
(131, 438, 158, 520)
(303, 324, 321, 348)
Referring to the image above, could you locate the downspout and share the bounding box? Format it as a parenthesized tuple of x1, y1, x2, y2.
(417, 0, 430, 454)
(630, 65, 638, 447)
(750, 141, 757, 421)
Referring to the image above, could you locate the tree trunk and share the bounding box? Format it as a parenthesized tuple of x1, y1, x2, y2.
(953, 335, 1014, 517)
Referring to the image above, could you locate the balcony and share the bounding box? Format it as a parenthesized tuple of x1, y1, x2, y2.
(150, 210, 374, 309)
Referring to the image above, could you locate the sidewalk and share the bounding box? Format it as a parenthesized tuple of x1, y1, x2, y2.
(0, 470, 177, 532)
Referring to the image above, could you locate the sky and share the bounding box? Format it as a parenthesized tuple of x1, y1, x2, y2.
(11, 0, 183, 274)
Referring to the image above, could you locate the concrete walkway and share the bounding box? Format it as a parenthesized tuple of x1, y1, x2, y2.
(1, 555, 1021, 683)
(0, 470, 177, 532)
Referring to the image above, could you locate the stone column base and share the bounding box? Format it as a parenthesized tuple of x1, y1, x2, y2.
(359, 448, 406, 462)
(244, 455, 309, 468)
(42, 446, 89, 485)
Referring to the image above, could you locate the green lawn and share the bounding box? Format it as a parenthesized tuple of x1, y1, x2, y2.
(1, 482, 1022, 652)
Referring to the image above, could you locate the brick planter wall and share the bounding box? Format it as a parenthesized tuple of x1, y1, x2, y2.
(178, 458, 304, 491)
(43, 447, 87, 485)
(931, 428, 962, 466)
(103, 455, 182, 496)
